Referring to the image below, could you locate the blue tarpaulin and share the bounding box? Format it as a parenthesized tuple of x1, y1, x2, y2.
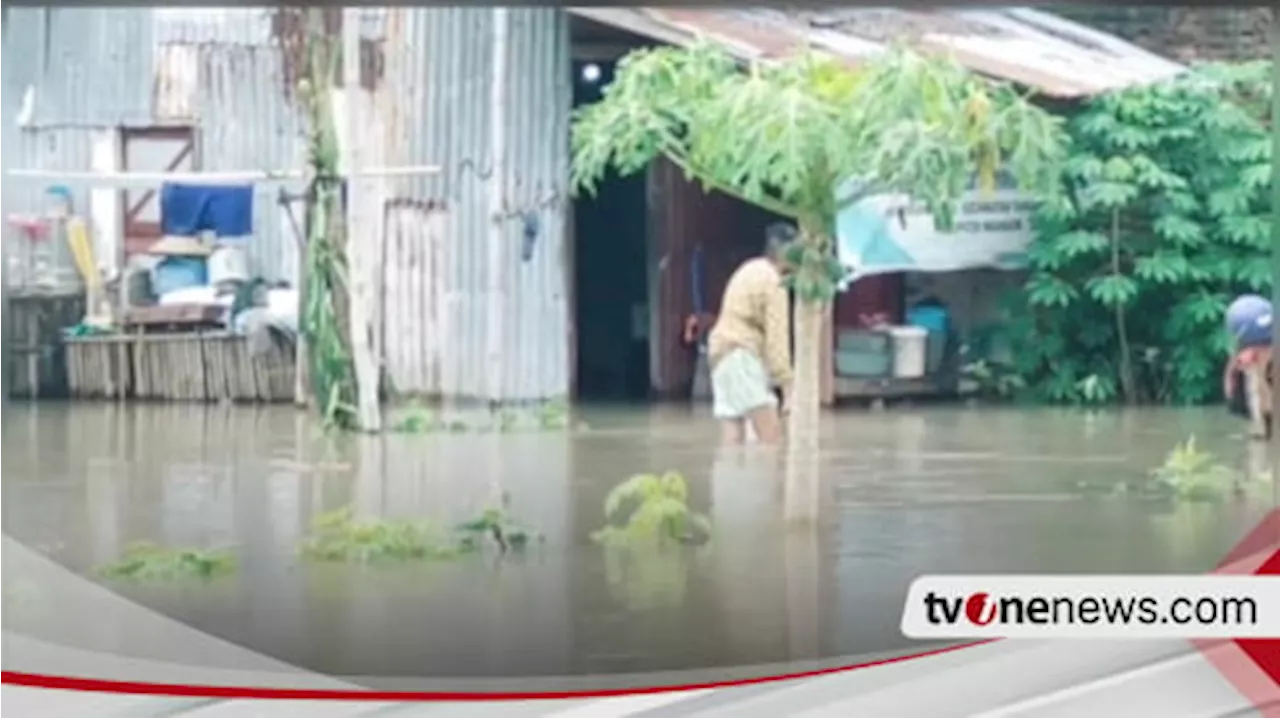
(160, 183, 254, 237)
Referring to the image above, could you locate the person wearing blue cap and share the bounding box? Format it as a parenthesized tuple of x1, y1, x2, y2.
(1223, 294, 1272, 439)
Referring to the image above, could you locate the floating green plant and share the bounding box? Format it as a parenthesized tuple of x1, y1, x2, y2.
(592, 471, 712, 547)
(390, 401, 442, 434)
(388, 398, 576, 435)
(300, 507, 464, 563)
(97, 543, 236, 581)
(454, 492, 545, 554)
(1143, 436, 1241, 503)
(538, 398, 571, 430)
(301, 498, 543, 564)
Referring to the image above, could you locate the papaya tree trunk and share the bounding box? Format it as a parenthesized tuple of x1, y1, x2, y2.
(785, 298, 825, 525)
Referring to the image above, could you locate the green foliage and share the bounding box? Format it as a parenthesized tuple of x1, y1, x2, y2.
(999, 62, 1274, 405)
(388, 397, 576, 434)
(98, 543, 236, 581)
(453, 496, 545, 554)
(301, 507, 464, 563)
(297, 10, 359, 430)
(601, 543, 693, 611)
(1144, 436, 1240, 502)
(570, 41, 1065, 305)
(301, 499, 543, 564)
(592, 472, 711, 547)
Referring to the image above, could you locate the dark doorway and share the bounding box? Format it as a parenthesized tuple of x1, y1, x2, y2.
(571, 59, 650, 402)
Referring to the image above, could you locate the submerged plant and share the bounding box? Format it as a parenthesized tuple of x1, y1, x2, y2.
(391, 401, 442, 434)
(1145, 436, 1240, 502)
(602, 542, 693, 611)
(97, 543, 236, 581)
(388, 398, 575, 435)
(301, 498, 543, 564)
(454, 491, 545, 554)
(592, 472, 712, 547)
(538, 398, 571, 430)
(300, 507, 463, 563)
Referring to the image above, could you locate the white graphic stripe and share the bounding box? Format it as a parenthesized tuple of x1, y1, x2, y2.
(541, 691, 714, 718)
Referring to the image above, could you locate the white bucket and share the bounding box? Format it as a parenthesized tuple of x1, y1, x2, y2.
(889, 326, 928, 379)
(208, 245, 249, 285)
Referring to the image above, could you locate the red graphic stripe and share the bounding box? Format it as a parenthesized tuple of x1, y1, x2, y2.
(1, 640, 992, 701)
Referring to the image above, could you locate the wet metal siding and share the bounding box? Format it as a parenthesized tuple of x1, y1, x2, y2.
(386, 8, 571, 402)
(2, 8, 154, 290)
(25, 8, 154, 128)
(2, 8, 301, 286)
(153, 10, 306, 286)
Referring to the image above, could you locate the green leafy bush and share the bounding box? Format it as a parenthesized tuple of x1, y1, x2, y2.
(999, 62, 1273, 405)
(592, 472, 711, 547)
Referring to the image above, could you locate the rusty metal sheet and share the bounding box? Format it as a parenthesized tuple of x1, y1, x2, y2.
(643, 9, 810, 60)
(573, 7, 1188, 98)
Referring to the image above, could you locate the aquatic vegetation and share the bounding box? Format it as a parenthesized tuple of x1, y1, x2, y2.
(389, 398, 576, 434)
(454, 492, 545, 554)
(98, 543, 236, 581)
(390, 402, 443, 434)
(592, 472, 712, 547)
(538, 398, 571, 430)
(602, 543, 692, 611)
(301, 499, 543, 564)
(1144, 436, 1241, 502)
(300, 507, 464, 563)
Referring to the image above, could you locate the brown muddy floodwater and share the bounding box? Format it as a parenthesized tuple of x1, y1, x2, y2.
(2, 401, 1275, 679)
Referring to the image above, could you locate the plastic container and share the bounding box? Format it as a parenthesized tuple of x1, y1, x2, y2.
(834, 329, 893, 377)
(907, 305, 950, 373)
(152, 256, 209, 297)
(907, 305, 950, 335)
(207, 245, 249, 286)
(889, 326, 928, 379)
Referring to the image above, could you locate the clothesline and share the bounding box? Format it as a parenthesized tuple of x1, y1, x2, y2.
(5, 166, 442, 187)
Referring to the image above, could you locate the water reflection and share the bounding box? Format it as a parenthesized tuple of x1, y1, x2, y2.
(1, 402, 1273, 677)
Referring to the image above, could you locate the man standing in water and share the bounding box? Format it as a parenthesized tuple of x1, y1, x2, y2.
(707, 222, 796, 444)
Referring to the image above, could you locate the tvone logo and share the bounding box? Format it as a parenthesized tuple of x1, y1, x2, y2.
(964, 592, 998, 626)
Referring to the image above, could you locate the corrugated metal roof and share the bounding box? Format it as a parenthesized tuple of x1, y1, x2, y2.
(567, 7, 1187, 98)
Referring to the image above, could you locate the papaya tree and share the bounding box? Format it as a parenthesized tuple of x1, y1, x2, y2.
(569, 42, 1065, 518)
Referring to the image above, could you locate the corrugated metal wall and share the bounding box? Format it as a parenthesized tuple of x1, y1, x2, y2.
(2, 8, 155, 291)
(153, 9, 306, 287)
(2, 8, 303, 287)
(4, 7, 573, 404)
(384, 8, 572, 403)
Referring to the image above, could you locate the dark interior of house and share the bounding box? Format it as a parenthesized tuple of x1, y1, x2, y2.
(571, 58, 651, 402)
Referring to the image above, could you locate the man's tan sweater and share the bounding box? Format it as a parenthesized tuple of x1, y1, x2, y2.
(706, 258, 793, 387)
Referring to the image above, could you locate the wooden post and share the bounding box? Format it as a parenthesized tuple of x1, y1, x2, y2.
(485, 9, 510, 410)
(342, 9, 385, 432)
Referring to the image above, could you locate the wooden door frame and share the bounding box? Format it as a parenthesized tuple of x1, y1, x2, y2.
(118, 125, 200, 256)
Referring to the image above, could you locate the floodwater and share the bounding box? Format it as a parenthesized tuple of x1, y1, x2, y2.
(2, 401, 1275, 679)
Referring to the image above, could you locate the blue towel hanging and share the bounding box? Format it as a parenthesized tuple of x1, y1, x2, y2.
(160, 183, 254, 237)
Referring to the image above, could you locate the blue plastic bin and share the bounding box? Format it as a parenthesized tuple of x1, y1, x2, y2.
(152, 256, 209, 297)
(907, 305, 950, 373)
